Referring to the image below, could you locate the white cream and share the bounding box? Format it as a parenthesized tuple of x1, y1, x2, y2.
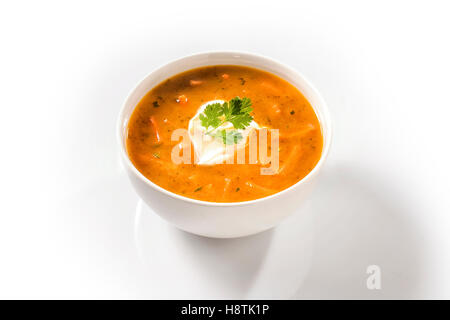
(188, 100, 261, 165)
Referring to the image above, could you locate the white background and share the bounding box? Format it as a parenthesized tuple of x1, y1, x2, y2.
(1, 0, 449, 299)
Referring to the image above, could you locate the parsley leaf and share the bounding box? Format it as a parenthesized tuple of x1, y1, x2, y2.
(230, 96, 252, 115)
(224, 97, 253, 129)
(211, 129, 243, 145)
(222, 101, 232, 119)
(199, 97, 253, 144)
(199, 103, 223, 129)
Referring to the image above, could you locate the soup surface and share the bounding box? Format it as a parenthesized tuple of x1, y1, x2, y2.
(126, 65, 323, 202)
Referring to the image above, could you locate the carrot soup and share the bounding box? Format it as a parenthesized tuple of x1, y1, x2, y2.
(126, 65, 323, 202)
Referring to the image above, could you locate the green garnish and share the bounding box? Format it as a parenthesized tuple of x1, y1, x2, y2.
(194, 186, 202, 192)
(210, 129, 243, 145)
(152, 101, 160, 107)
(198, 97, 253, 145)
(152, 152, 160, 159)
(236, 187, 240, 192)
(199, 103, 223, 129)
(223, 97, 253, 129)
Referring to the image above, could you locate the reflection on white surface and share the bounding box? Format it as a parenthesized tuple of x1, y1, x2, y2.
(134, 165, 426, 299)
(293, 166, 426, 299)
(134, 199, 313, 299)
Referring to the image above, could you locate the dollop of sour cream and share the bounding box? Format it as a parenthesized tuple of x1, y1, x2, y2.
(188, 100, 261, 165)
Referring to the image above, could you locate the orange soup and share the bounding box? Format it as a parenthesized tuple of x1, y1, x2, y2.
(126, 65, 323, 202)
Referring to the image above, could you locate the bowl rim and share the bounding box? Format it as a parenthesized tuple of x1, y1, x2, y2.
(117, 50, 332, 207)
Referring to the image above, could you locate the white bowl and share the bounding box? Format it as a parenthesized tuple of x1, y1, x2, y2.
(117, 51, 332, 238)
